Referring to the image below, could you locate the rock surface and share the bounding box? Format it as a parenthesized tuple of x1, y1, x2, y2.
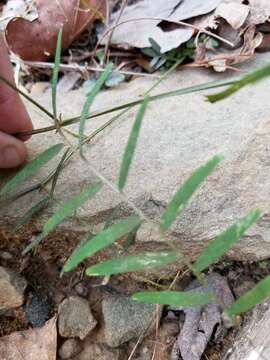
(102, 295, 157, 347)
(58, 296, 97, 340)
(0, 266, 27, 310)
(1, 54, 270, 261)
(59, 338, 82, 359)
(226, 300, 270, 360)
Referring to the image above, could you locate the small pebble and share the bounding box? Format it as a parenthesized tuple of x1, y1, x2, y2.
(0, 251, 13, 261)
(0, 266, 27, 310)
(159, 320, 179, 338)
(75, 282, 89, 298)
(59, 338, 81, 359)
(23, 290, 52, 327)
(58, 296, 97, 340)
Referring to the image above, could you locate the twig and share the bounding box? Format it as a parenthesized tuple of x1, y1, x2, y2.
(102, 0, 128, 65)
(62, 50, 138, 62)
(17, 75, 239, 137)
(151, 304, 161, 360)
(22, 60, 160, 78)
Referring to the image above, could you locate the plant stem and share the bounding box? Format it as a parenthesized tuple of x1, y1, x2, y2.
(17, 76, 239, 137)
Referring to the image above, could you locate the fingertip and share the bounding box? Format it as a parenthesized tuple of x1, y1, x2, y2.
(0, 131, 27, 168)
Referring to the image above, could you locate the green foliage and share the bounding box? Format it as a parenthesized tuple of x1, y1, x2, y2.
(193, 209, 262, 272)
(0, 143, 64, 195)
(3, 43, 270, 322)
(86, 250, 180, 276)
(142, 37, 195, 71)
(226, 275, 270, 317)
(207, 61, 270, 102)
(52, 29, 63, 119)
(160, 155, 223, 232)
(118, 97, 149, 190)
(43, 183, 102, 236)
(63, 215, 141, 272)
(79, 62, 113, 153)
(133, 290, 215, 306)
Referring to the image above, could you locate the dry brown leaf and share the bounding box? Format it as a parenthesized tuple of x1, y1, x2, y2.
(100, 0, 222, 53)
(248, 0, 270, 25)
(192, 24, 262, 72)
(0, 316, 57, 360)
(5, 0, 107, 61)
(257, 33, 270, 52)
(215, 2, 250, 29)
(169, 273, 234, 360)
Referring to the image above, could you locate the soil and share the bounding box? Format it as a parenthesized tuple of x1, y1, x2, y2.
(1, 224, 270, 359)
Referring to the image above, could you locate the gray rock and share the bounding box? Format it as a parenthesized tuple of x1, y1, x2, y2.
(59, 338, 81, 359)
(225, 299, 270, 360)
(58, 296, 97, 340)
(0, 266, 27, 310)
(102, 295, 157, 347)
(23, 289, 51, 327)
(2, 54, 270, 262)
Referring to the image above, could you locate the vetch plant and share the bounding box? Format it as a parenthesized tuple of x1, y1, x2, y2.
(1, 30, 270, 324)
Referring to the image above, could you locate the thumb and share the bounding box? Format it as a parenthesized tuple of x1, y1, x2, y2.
(0, 131, 27, 168)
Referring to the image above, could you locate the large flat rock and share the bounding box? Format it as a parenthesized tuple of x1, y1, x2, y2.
(226, 300, 270, 360)
(1, 54, 270, 261)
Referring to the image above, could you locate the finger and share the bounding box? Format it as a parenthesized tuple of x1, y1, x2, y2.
(0, 34, 33, 138)
(0, 131, 27, 168)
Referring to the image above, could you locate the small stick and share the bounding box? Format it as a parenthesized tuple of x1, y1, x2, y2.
(21, 60, 161, 78)
(102, 0, 128, 65)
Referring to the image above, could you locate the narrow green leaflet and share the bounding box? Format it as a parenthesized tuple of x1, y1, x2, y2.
(50, 148, 70, 195)
(79, 62, 113, 153)
(43, 182, 102, 236)
(118, 97, 149, 190)
(226, 275, 270, 317)
(63, 215, 141, 272)
(52, 28, 63, 119)
(207, 61, 270, 103)
(13, 197, 50, 233)
(86, 250, 180, 276)
(22, 233, 43, 255)
(23, 182, 102, 254)
(193, 209, 262, 273)
(133, 290, 215, 307)
(0, 143, 64, 195)
(160, 155, 223, 232)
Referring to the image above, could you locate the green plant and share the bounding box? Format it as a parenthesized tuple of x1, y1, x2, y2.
(1, 30, 270, 323)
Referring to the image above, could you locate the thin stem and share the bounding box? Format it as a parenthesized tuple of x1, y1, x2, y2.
(0, 73, 54, 120)
(102, 0, 128, 65)
(17, 76, 239, 137)
(23, 60, 160, 78)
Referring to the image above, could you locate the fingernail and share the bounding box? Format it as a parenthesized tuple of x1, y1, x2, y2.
(0, 146, 22, 168)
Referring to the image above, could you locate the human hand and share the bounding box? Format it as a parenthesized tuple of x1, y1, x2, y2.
(0, 34, 33, 168)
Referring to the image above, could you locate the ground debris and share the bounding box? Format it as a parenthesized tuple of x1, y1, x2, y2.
(99, 0, 222, 53)
(0, 316, 57, 360)
(169, 273, 234, 360)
